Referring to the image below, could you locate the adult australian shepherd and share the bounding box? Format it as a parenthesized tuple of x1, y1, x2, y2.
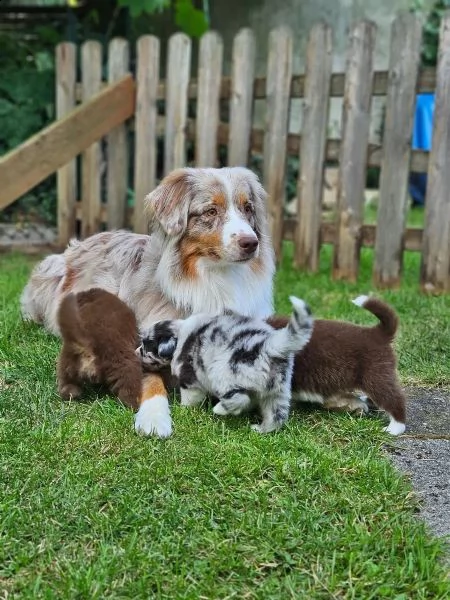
(21, 167, 275, 438)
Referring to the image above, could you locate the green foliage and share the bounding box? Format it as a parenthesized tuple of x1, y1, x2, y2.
(175, 0, 209, 38)
(0, 28, 59, 225)
(117, 0, 171, 18)
(117, 0, 209, 36)
(412, 0, 450, 66)
(0, 69, 54, 154)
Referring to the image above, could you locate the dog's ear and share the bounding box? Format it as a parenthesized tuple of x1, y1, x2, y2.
(246, 170, 269, 238)
(145, 169, 193, 236)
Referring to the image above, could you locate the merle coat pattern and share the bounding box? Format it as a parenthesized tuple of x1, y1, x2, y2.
(139, 297, 314, 433)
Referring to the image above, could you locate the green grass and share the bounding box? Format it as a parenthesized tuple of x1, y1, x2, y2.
(363, 203, 425, 228)
(1, 249, 449, 599)
(322, 201, 425, 229)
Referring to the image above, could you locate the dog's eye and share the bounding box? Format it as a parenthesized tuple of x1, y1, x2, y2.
(204, 207, 218, 218)
(244, 203, 254, 215)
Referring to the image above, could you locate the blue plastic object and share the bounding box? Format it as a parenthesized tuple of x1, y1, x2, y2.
(409, 93, 435, 206)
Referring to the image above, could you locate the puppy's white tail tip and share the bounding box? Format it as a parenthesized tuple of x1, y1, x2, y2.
(352, 295, 369, 308)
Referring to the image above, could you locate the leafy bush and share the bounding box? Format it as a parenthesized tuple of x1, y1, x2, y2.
(412, 0, 450, 66)
(0, 28, 59, 225)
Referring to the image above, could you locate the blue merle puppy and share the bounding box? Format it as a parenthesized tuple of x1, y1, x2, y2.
(138, 297, 314, 433)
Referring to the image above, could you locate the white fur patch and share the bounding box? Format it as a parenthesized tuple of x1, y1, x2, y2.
(213, 402, 229, 416)
(384, 417, 406, 436)
(134, 396, 172, 438)
(222, 207, 257, 249)
(289, 296, 307, 312)
(180, 388, 205, 407)
(292, 391, 325, 405)
(352, 295, 369, 308)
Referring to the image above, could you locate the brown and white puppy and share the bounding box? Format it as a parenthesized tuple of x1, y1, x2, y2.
(21, 167, 275, 438)
(57, 288, 142, 410)
(267, 295, 406, 435)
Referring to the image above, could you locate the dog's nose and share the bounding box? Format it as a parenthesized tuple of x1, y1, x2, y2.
(237, 235, 258, 254)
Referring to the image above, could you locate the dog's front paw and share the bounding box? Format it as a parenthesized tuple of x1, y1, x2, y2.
(213, 402, 229, 416)
(134, 396, 172, 438)
(251, 423, 265, 434)
(59, 383, 82, 400)
(251, 421, 281, 434)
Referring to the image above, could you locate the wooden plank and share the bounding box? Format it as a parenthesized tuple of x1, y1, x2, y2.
(0, 76, 135, 212)
(164, 33, 191, 174)
(134, 35, 160, 235)
(373, 13, 422, 288)
(153, 115, 430, 173)
(195, 31, 224, 167)
(228, 28, 256, 166)
(421, 12, 450, 293)
(75, 66, 437, 102)
(81, 41, 102, 238)
(333, 21, 377, 281)
(106, 38, 130, 230)
(55, 42, 77, 247)
(283, 218, 423, 252)
(69, 201, 424, 254)
(263, 26, 293, 261)
(294, 22, 332, 271)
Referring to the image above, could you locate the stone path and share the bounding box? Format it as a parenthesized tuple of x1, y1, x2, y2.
(385, 387, 450, 539)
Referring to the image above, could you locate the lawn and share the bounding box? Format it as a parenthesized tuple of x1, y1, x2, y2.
(1, 246, 449, 599)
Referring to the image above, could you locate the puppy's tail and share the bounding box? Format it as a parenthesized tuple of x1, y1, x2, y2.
(266, 296, 314, 357)
(57, 293, 89, 351)
(352, 295, 398, 340)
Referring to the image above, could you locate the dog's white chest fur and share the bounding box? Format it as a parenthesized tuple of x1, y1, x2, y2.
(157, 256, 274, 319)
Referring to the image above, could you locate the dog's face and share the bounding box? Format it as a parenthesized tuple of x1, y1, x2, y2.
(145, 167, 269, 271)
(137, 320, 178, 370)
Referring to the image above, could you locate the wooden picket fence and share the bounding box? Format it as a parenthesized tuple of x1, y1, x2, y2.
(1, 12, 450, 292)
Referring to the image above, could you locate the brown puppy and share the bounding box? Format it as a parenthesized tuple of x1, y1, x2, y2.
(57, 288, 142, 410)
(267, 295, 406, 435)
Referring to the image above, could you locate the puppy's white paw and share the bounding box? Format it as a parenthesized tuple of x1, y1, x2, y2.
(134, 396, 172, 438)
(251, 423, 264, 433)
(213, 402, 229, 416)
(251, 423, 277, 434)
(384, 418, 406, 436)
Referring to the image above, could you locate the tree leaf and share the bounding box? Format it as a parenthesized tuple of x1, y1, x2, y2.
(175, 0, 209, 38)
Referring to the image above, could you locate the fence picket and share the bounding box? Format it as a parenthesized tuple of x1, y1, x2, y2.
(81, 41, 102, 238)
(374, 13, 422, 287)
(228, 28, 256, 167)
(196, 32, 223, 167)
(263, 26, 293, 261)
(56, 42, 76, 246)
(294, 22, 332, 271)
(134, 36, 160, 234)
(106, 38, 129, 230)
(164, 33, 191, 174)
(333, 21, 376, 281)
(421, 12, 450, 293)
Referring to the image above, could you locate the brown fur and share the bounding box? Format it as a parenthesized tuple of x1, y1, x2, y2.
(267, 297, 406, 425)
(56, 289, 142, 410)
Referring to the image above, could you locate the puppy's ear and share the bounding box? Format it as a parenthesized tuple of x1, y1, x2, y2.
(145, 169, 193, 236)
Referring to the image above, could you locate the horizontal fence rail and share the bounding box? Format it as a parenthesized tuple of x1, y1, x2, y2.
(1, 12, 449, 293)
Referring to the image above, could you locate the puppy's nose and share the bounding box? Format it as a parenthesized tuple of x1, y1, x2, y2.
(237, 235, 258, 254)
